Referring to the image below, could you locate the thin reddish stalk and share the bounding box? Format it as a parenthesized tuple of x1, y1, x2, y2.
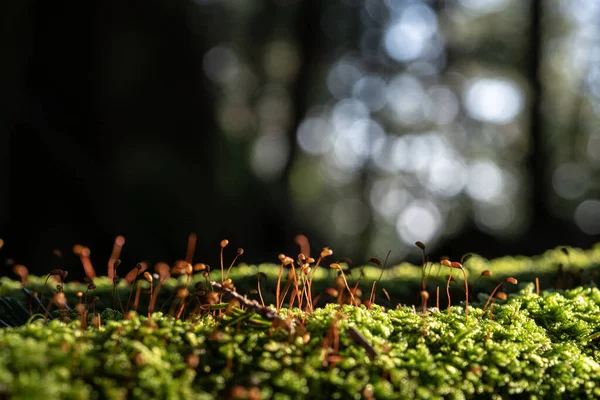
(275, 262, 284, 312)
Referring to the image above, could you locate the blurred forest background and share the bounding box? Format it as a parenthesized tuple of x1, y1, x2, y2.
(1, 0, 600, 277)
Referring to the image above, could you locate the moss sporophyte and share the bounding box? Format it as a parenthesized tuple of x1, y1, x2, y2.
(1, 238, 600, 399)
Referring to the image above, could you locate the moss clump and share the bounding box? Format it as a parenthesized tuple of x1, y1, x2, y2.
(2, 244, 600, 324)
(1, 243, 600, 398)
(1, 284, 600, 399)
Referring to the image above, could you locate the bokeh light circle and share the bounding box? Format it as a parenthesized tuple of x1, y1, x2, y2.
(574, 199, 600, 235)
(396, 200, 442, 244)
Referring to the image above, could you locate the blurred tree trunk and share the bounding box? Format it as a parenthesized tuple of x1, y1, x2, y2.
(523, 0, 591, 252)
(527, 0, 546, 235)
(282, 0, 326, 254)
(0, 1, 30, 236)
(438, 0, 596, 261)
(2, 1, 222, 276)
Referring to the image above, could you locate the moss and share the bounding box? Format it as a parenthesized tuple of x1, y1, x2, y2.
(0, 284, 599, 398)
(2, 244, 600, 398)
(2, 244, 600, 325)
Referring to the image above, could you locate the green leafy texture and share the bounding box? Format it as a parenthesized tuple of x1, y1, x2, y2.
(1, 285, 600, 399)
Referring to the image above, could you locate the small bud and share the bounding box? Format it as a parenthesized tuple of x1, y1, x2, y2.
(506, 277, 518, 285)
(450, 261, 463, 269)
(415, 241, 425, 250)
(231, 386, 247, 399)
(278, 253, 286, 261)
(13, 264, 29, 282)
(298, 253, 306, 261)
(223, 281, 235, 291)
(325, 288, 339, 297)
(53, 292, 67, 309)
(186, 354, 200, 369)
(194, 263, 207, 272)
(481, 270, 492, 277)
(420, 290, 429, 300)
(368, 258, 382, 266)
(303, 333, 311, 344)
(495, 291, 508, 300)
(220, 239, 229, 248)
(440, 259, 452, 268)
(133, 353, 144, 366)
(143, 272, 153, 283)
(306, 257, 315, 264)
(171, 260, 187, 275)
(283, 257, 294, 266)
(248, 387, 261, 400)
(329, 263, 341, 270)
(237, 248, 244, 255)
(115, 235, 125, 246)
(185, 263, 193, 275)
(206, 292, 219, 304)
(320, 248, 333, 258)
(72, 244, 84, 255)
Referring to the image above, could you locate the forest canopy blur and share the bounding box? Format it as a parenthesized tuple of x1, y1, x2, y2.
(1, 0, 599, 276)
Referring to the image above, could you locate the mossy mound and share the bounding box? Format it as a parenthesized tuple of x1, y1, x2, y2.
(1, 244, 600, 328)
(1, 284, 600, 399)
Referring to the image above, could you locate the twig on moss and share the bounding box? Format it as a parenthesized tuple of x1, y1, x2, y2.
(210, 281, 293, 332)
(348, 326, 377, 360)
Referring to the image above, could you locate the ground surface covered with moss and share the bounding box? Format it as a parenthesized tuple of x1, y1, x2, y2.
(1, 245, 600, 399)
